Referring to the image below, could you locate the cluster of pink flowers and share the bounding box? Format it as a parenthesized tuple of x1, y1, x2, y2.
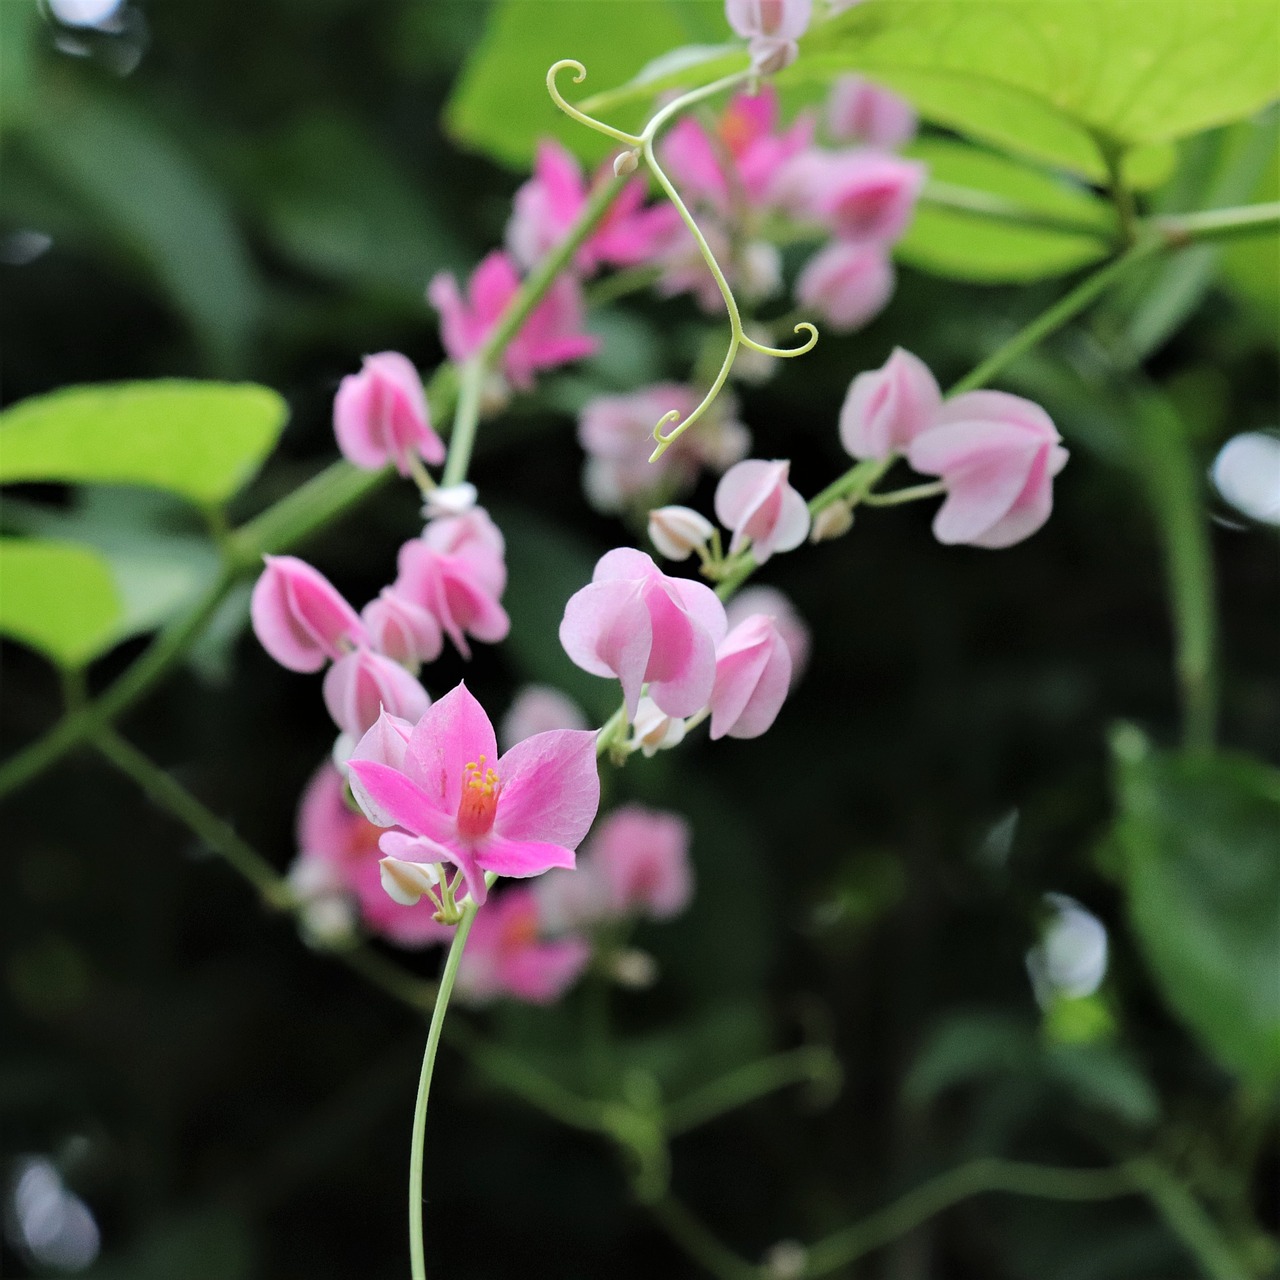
(840, 348, 1069, 547)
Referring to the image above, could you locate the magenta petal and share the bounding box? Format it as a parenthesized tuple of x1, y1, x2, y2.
(322, 650, 430, 740)
(477, 835, 577, 879)
(347, 760, 454, 837)
(250, 555, 364, 673)
(494, 729, 600, 849)
(404, 681, 498, 813)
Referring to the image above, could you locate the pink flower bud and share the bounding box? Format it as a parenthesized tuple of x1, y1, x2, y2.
(725, 0, 812, 73)
(361, 588, 443, 672)
(714, 459, 810, 563)
(795, 240, 894, 332)
(250, 555, 366, 673)
(709, 614, 793, 740)
(421, 507, 507, 599)
(838, 347, 942, 460)
(333, 352, 445, 476)
(648, 505, 717, 561)
(322, 649, 431, 741)
(500, 685, 588, 751)
(591, 805, 694, 921)
(560, 548, 727, 718)
(826, 76, 916, 148)
(906, 391, 1069, 548)
(781, 150, 925, 242)
(725, 586, 810, 683)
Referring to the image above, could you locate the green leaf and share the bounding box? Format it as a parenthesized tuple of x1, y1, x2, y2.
(20, 77, 259, 372)
(446, 0, 722, 169)
(0, 381, 289, 507)
(0, 0, 38, 136)
(803, 0, 1280, 184)
(899, 139, 1114, 282)
(0, 538, 122, 668)
(1110, 730, 1280, 1086)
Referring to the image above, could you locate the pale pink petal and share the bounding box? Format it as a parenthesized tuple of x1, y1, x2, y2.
(592, 546, 660, 584)
(969, 444, 1057, 549)
(362, 588, 444, 669)
(661, 118, 730, 210)
(350, 710, 414, 774)
(559, 577, 653, 715)
(795, 241, 894, 332)
(710, 615, 793, 739)
(930, 448, 1042, 545)
(725, 586, 809, 682)
(592, 805, 693, 920)
(404, 681, 498, 814)
(838, 347, 942, 460)
(494, 729, 600, 849)
(668, 576, 729, 647)
(642, 576, 718, 717)
(322, 649, 431, 740)
(933, 390, 1058, 438)
(827, 76, 916, 148)
(907, 418, 1039, 476)
(251, 555, 365, 673)
(295, 762, 359, 860)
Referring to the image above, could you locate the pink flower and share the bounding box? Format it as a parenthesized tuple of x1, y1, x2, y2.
(455, 886, 591, 1005)
(590, 805, 694, 921)
(725, 586, 809, 683)
(724, 0, 813, 73)
(906, 391, 1069, 549)
(362, 588, 443, 672)
(709, 614, 793, 739)
(323, 648, 431, 741)
(795, 241, 895, 332)
(838, 347, 942, 460)
(394, 509, 509, 659)
(579, 383, 749, 513)
(427, 251, 598, 390)
(292, 761, 451, 948)
(500, 685, 588, 751)
(560, 548, 728, 718)
(506, 140, 675, 273)
(779, 150, 925, 242)
(714, 459, 810, 562)
(347, 683, 601, 907)
(333, 352, 445, 476)
(250, 555, 366, 673)
(826, 76, 917, 148)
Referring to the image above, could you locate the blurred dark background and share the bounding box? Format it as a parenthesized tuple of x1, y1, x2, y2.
(2, 1, 1277, 1277)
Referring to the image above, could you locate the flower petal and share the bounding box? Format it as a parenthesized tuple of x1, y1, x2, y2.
(477, 835, 578, 879)
(494, 728, 601, 849)
(404, 681, 498, 813)
(347, 760, 455, 841)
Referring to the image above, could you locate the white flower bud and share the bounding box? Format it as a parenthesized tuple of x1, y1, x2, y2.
(422, 482, 478, 520)
(630, 695, 687, 756)
(379, 856, 441, 907)
(810, 500, 854, 542)
(648, 505, 717, 561)
(1211, 431, 1280, 525)
(613, 149, 640, 177)
(763, 1240, 808, 1279)
(609, 947, 658, 989)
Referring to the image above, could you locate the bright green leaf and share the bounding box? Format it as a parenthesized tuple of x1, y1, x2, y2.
(899, 139, 1113, 282)
(0, 538, 122, 668)
(1111, 731, 1280, 1086)
(0, 381, 289, 507)
(20, 78, 259, 372)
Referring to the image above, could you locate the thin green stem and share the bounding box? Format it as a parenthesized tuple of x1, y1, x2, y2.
(1128, 1158, 1250, 1280)
(802, 1158, 1139, 1277)
(409, 898, 480, 1280)
(1158, 199, 1280, 243)
(647, 1196, 762, 1280)
(948, 237, 1163, 397)
(861, 481, 946, 508)
(806, 457, 896, 517)
(1098, 135, 1140, 246)
(665, 1046, 839, 1136)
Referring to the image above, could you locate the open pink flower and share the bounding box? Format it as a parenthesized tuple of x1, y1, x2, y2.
(906, 391, 1069, 548)
(779, 150, 925, 242)
(251, 555, 366, 673)
(560, 548, 728, 718)
(709, 613, 793, 739)
(347, 684, 601, 907)
(715, 459, 810, 562)
(592, 805, 694, 921)
(322, 648, 431, 742)
(725, 0, 813, 73)
(838, 347, 941, 460)
(333, 352, 444, 476)
(291, 761, 451, 948)
(455, 886, 591, 1005)
(795, 241, 895, 332)
(826, 76, 917, 148)
(427, 251, 598, 390)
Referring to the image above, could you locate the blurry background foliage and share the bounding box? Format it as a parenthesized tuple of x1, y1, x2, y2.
(1, 0, 1277, 1277)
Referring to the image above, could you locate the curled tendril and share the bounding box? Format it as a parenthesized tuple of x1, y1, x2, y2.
(546, 60, 644, 149)
(546, 57, 819, 463)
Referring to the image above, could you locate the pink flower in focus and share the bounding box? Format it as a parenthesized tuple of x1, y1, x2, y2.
(779, 150, 925, 242)
(455, 886, 591, 1005)
(591, 805, 694, 921)
(394, 509, 509, 659)
(500, 685, 588, 751)
(507, 140, 677, 273)
(795, 241, 895, 332)
(347, 684, 601, 906)
(709, 614, 793, 739)
(292, 761, 451, 947)
(560, 548, 728, 718)
(250, 555, 366, 673)
(579, 384, 749, 513)
(362, 588, 443, 671)
(826, 76, 917, 148)
(838, 347, 941, 460)
(906, 391, 1069, 549)
(323, 649, 431, 741)
(725, 586, 810, 683)
(333, 352, 445, 476)
(724, 0, 813, 73)
(427, 251, 598, 390)
(714, 459, 810, 562)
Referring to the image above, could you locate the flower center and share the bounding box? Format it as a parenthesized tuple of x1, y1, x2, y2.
(456, 755, 500, 838)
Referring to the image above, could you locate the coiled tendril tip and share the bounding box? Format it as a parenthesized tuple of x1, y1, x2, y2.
(546, 59, 644, 148)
